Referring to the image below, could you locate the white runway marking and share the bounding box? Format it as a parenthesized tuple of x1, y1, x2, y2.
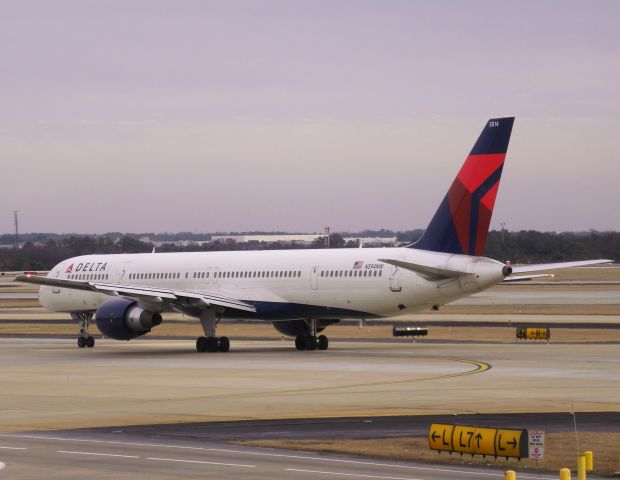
(147, 457, 255, 468)
(3, 434, 554, 479)
(0, 446, 27, 450)
(0, 461, 5, 470)
(57, 450, 140, 459)
(286, 467, 423, 479)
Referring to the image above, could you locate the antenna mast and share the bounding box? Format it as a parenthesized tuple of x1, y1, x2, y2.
(14, 210, 19, 248)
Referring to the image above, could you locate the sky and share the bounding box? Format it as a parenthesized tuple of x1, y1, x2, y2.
(1, 0, 619, 234)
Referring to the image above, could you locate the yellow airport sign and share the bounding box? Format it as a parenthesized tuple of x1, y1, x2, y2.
(453, 425, 496, 456)
(428, 423, 454, 452)
(495, 428, 527, 458)
(429, 423, 528, 459)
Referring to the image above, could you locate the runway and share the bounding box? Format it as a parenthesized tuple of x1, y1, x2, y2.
(0, 336, 618, 478)
(1, 337, 618, 431)
(0, 433, 564, 480)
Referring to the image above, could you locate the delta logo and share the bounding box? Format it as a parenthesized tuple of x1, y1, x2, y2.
(65, 263, 73, 273)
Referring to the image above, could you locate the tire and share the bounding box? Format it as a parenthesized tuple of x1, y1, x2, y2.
(305, 336, 318, 351)
(77, 336, 86, 348)
(196, 336, 207, 352)
(218, 336, 230, 352)
(295, 335, 306, 350)
(206, 337, 219, 353)
(86, 336, 95, 348)
(318, 335, 328, 350)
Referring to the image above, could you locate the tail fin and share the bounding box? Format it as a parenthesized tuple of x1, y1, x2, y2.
(410, 117, 514, 256)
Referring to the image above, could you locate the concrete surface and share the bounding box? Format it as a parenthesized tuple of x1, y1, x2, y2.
(0, 433, 570, 480)
(1, 338, 618, 435)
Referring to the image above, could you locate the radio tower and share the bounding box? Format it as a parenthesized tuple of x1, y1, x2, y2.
(14, 210, 19, 248)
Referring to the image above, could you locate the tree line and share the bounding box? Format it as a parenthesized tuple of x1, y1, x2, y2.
(0, 230, 618, 271)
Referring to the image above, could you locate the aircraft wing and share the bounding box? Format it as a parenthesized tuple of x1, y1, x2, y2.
(510, 259, 612, 273)
(14, 274, 256, 313)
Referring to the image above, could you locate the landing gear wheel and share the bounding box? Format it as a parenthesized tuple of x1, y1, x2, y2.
(196, 336, 207, 352)
(86, 336, 95, 348)
(295, 335, 306, 350)
(77, 336, 86, 348)
(305, 335, 318, 351)
(318, 335, 329, 350)
(218, 336, 230, 352)
(206, 337, 219, 352)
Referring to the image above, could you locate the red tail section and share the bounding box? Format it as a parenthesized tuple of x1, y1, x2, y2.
(411, 117, 514, 256)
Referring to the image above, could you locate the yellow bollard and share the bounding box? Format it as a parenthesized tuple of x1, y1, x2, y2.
(505, 470, 516, 480)
(584, 451, 593, 471)
(577, 455, 586, 480)
(560, 468, 571, 480)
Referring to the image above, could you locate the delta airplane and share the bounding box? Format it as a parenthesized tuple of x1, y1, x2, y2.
(16, 117, 610, 352)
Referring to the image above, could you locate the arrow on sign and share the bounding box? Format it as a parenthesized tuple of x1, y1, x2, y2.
(508, 438, 517, 449)
(475, 433, 483, 448)
(431, 432, 440, 442)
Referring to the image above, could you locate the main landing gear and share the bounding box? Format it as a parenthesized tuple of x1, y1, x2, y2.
(71, 312, 95, 348)
(196, 308, 229, 353)
(295, 319, 329, 351)
(295, 334, 329, 351)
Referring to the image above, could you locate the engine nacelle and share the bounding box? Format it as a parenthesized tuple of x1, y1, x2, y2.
(95, 298, 162, 341)
(272, 319, 340, 337)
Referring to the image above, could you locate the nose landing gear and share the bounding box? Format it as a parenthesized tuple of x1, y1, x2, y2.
(71, 312, 95, 348)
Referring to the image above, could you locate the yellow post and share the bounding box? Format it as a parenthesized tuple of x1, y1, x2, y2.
(577, 455, 586, 480)
(559, 468, 571, 480)
(584, 451, 593, 471)
(505, 470, 516, 480)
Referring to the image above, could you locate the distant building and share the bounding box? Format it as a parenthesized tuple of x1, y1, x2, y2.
(211, 234, 321, 246)
(343, 236, 398, 246)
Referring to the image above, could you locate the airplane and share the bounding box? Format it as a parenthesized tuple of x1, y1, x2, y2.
(15, 117, 610, 352)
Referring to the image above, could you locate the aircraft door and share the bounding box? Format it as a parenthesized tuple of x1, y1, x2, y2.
(203, 267, 212, 285)
(117, 262, 132, 283)
(311, 266, 319, 290)
(389, 267, 402, 292)
(213, 267, 220, 285)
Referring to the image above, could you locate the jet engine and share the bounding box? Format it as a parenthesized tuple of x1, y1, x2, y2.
(272, 319, 339, 337)
(95, 298, 162, 340)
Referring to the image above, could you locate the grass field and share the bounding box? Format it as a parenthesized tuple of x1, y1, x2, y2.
(238, 432, 620, 476)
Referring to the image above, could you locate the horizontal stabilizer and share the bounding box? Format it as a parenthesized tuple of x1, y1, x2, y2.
(378, 258, 470, 281)
(502, 274, 552, 283)
(510, 259, 612, 274)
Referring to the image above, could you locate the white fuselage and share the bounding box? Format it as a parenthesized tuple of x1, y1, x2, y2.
(39, 247, 506, 320)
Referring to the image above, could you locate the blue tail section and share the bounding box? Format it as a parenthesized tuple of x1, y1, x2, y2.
(410, 117, 514, 256)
